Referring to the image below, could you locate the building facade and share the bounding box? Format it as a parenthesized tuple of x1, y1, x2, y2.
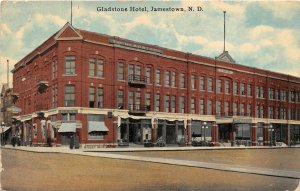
(12, 23, 300, 147)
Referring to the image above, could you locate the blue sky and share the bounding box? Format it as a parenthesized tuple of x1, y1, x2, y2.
(0, 1, 299, 87)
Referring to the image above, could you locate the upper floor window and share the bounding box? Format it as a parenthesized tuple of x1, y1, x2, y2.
(207, 100, 212, 115)
(117, 90, 124, 109)
(171, 71, 176, 87)
(233, 81, 238, 95)
(155, 93, 160, 111)
(247, 84, 252, 97)
(164, 95, 170, 112)
(207, 77, 213, 92)
(117, 63, 124, 80)
(65, 56, 75, 75)
(64, 85, 75, 107)
(171, 96, 176, 113)
(52, 61, 58, 79)
(179, 96, 185, 113)
(240, 83, 245, 96)
(200, 99, 205, 115)
(225, 80, 230, 94)
(216, 79, 222, 93)
(145, 67, 151, 84)
(180, 73, 185, 88)
(216, 101, 221, 116)
(190, 97, 196, 114)
(268, 88, 274, 100)
(97, 87, 103, 108)
(200, 76, 205, 91)
(191, 75, 196, 90)
(97, 59, 104, 78)
(155, 69, 161, 85)
(89, 58, 95, 76)
(89, 87, 95, 108)
(165, 71, 170, 87)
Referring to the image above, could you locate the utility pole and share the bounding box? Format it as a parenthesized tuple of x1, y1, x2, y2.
(223, 11, 226, 52)
(7, 59, 9, 88)
(71, 0, 73, 25)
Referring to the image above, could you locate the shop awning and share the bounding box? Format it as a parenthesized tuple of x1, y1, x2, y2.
(88, 121, 109, 133)
(0, 126, 11, 134)
(58, 123, 76, 133)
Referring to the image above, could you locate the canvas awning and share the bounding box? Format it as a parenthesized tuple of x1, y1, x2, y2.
(88, 121, 109, 133)
(0, 126, 11, 134)
(58, 123, 76, 133)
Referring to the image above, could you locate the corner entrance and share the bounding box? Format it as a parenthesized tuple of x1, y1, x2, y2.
(218, 124, 231, 143)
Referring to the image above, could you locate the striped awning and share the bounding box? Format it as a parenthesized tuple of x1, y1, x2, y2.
(0, 126, 11, 134)
(88, 121, 109, 133)
(58, 123, 76, 133)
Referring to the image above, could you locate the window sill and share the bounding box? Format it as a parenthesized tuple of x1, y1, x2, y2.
(62, 74, 77, 77)
(88, 76, 104, 79)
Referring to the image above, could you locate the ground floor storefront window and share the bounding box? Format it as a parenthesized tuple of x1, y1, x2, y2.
(290, 125, 300, 145)
(273, 123, 287, 143)
(118, 118, 151, 145)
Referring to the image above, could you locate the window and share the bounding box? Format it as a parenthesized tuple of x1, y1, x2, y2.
(97, 87, 103, 108)
(200, 99, 204, 115)
(216, 101, 221, 116)
(171, 96, 176, 113)
(64, 85, 75, 106)
(155, 94, 160, 112)
(207, 100, 212, 115)
(164, 96, 170, 112)
(275, 89, 279, 100)
(260, 105, 264, 118)
(155, 69, 161, 85)
(179, 96, 185, 113)
(51, 84, 58, 108)
(165, 71, 170, 87)
(88, 115, 105, 140)
(269, 106, 273, 119)
(260, 87, 264, 98)
(89, 87, 95, 108)
(280, 90, 286, 101)
(171, 72, 176, 87)
(145, 92, 151, 109)
(289, 91, 295, 102)
(247, 84, 252, 96)
(180, 73, 185, 88)
(247, 104, 251, 116)
(224, 102, 229, 116)
(233, 81, 238, 95)
(97, 59, 104, 78)
(117, 63, 124, 80)
(208, 77, 213, 92)
(52, 61, 57, 79)
(89, 58, 95, 76)
(255, 105, 259, 118)
(236, 124, 251, 140)
(200, 76, 205, 91)
(145, 67, 151, 84)
(269, 88, 274, 100)
(117, 90, 124, 109)
(216, 79, 222, 93)
(128, 92, 134, 110)
(135, 65, 141, 76)
(135, 92, 141, 110)
(256, 86, 260, 98)
(191, 75, 196, 90)
(240, 103, 245, 116)
(65, 56, 76, 75)
(240, 83, 245, 96)
(233, 103, 237, 116)
(225, 81, 230, 94)
(128, 64, 134, 78)
(190, 97, 195, 114)
(61, 113, 76, 122)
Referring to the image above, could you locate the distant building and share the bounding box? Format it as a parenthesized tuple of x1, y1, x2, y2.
(11, 22, 300, 147)
(0, 83, 20, 144)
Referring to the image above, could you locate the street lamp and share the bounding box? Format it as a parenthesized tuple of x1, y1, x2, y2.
(202, 122, 208, 146)
(268, 124, 274, 146)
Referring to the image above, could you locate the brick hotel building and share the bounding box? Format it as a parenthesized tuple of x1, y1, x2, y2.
(11, 22, 300, 147)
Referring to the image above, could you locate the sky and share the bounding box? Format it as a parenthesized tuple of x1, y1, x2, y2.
(0, 1, 299, 89)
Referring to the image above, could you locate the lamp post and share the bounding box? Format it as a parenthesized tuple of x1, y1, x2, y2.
(268, 124, 274, 146)
(202, 122, 208, 146)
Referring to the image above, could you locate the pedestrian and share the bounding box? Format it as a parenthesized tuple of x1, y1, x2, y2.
(12, 134, 16, 147)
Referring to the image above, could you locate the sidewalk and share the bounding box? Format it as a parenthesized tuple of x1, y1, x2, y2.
(2, 145, 300, 179)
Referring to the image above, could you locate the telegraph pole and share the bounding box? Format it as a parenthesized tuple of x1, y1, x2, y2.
(7, 59, 9, 88)
(223, 11, 226, 52)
